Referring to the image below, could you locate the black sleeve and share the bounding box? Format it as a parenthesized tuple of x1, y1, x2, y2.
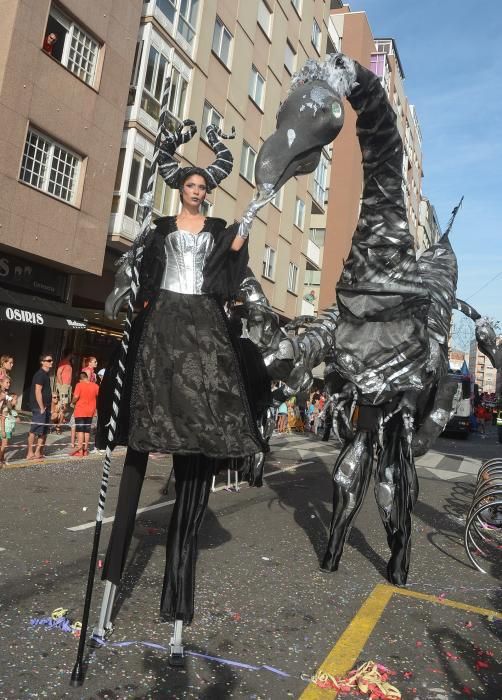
(202, 221, 249, 299)
(137, 229, 166, 306)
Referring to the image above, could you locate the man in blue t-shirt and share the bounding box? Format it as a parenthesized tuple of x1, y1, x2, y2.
(26, 354, 54, 460)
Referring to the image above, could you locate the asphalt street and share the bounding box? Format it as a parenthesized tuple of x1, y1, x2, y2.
(0, 428, 500, 699)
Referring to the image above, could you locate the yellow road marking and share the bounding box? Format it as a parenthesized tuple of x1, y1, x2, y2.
(299, 583, 502, 699)
(299, 584, 394, 699)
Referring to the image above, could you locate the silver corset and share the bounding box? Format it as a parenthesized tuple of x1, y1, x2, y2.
(160, 229, 215, 295)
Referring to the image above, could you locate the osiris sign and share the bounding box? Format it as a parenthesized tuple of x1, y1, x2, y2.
(5, 307, 44, 325)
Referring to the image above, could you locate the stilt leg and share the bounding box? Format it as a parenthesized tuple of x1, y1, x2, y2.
(211, 475, 216, 492)
(160, 454, 214, 623)
(227, 469, 231, 490)
(375, 417, 418, 586)
(234, 470, 240, 492)
(101, 448, 149, 585)
(321, 430, 374, 571)
(169, 618, 185, 666)
(92, 581, 117, 641)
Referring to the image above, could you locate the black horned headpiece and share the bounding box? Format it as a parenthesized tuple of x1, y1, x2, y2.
(157, 119, 235, 193)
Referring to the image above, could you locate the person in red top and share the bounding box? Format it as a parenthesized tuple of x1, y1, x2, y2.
(71, 371, 99, 457)
(82, 356, 98, 384)
(43, 32, 58, 55)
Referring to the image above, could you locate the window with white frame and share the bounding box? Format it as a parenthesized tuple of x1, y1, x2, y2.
(20, 127, 81, 205)
(309, 227, 325, 247)
(294, 197, 305, 229)
(291, 0, 302, 16)
(177, 0, 199, 47)
(212, 17, 233, 67)
(111, 148, 126, 214)
(140, 46, 189, 127)
(240, 142, 257, 183)
(311, 18, 321, 53)
(43, 5, 101, 87)
(141, 44, 169, 119)
(313, 153, 328, 205)
(288, 262, 299, 293)
(271, 188, 283, 210)
(262, 245, 275, 279)
(284, 41, 296, 74)
(128, 41, 144, 106)
(124, 151, 152, 222)
(249, 65, 265, 109)
(155, 0, 200, 51)
(157, 0, 176, 23)
(153, 172, 177, 217)
(201, 101, 223, 141)
(167, 63, 189, 124)
(257, 1, 272, 36)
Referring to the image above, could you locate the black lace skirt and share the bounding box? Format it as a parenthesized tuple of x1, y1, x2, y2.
(125, 290, 265, 458)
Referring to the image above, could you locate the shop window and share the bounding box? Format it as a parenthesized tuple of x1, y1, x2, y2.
(212, 17, 233, 67)
(240, 142, 257, 184)
(20, 127, 81, 205)
(43, 5, 101, 87)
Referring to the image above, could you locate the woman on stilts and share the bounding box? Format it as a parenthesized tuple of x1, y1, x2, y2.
(97, 117, 272, 626)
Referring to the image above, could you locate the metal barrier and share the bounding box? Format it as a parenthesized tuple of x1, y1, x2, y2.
(464, 457, 502, 574)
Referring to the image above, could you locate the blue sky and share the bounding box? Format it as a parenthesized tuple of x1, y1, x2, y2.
(348, 1, 502, 345)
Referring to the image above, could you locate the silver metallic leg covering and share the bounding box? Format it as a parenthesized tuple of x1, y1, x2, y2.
(321, 430, 374, 571)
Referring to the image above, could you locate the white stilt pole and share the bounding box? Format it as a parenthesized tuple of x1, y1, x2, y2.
(92, 580, 117, 640)
(169, 619, 185, 666)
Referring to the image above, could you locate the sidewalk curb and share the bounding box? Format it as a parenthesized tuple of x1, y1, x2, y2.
(2, 449, 126, 470)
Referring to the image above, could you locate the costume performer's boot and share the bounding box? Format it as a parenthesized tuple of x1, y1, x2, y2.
(102, 448, 149, 585)
(321, 430, 374, 571)
(374, 416, 419, 586)
(160, 454, 215, 623)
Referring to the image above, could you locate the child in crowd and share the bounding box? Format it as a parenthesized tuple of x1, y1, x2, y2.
(0, 392, 18, 466)
(50, 392, 65, 434)
(71, 371, 99, 457)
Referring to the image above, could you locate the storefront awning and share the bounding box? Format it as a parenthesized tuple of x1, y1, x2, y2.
(0, 287, 87, 330)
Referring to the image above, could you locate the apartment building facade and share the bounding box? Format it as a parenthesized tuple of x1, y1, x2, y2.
(469, 338, 499, 394)
(0, 0, 141, 404)
(106, 0, 333, 325)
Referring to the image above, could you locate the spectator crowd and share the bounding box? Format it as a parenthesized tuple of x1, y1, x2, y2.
(0, 350, 104, 466)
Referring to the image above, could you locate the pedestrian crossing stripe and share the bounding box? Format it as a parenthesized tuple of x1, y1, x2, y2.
(273, 435, 482, 478)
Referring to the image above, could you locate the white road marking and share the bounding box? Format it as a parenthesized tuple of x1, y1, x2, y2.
(0, 547, 5, 552)
(424, 467, 465, 480)
(415, 452, 444, 468)
(67, 461, 315, 532)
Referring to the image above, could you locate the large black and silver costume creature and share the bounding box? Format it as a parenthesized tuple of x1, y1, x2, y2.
(254, 53, 501, 586)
